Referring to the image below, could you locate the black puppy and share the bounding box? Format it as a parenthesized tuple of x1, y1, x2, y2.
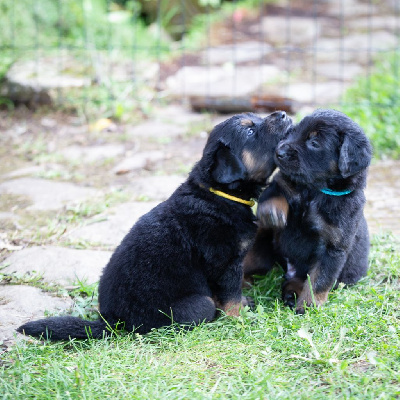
(18, 111, 291, 340)
(243, 109, 372, 313)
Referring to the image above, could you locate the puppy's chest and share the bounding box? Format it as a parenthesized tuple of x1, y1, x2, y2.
(203, 219, 256, 279)
(285, 196, 340, 245)
(207, 213, 256, 252)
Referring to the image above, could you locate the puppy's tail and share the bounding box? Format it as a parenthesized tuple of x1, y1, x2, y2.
(17, 316, 113, 341)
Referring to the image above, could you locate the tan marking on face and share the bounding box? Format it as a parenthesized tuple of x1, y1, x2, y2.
(242, 149, 270, 181)
(242, 149, 256, 171)
(296, 267, 329, 311)
(240, 118, 254, 127)
(308, 131, 318, 138)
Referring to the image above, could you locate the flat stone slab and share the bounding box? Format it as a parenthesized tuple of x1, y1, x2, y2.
(201, 41, 272, 65)
(128, 121, 187, 139)
(0, 178, 100, 210)
(285, 81, 350, 105)
(348, 16, 400, 33)
(1, 56, 91, 105)
(129, 175, 185, 201)
(61, 144, 125, 163)
(0, 285, 73, 344)
(3, 246, 112, 286)
(260, 16, 320, 45)
(326, 0, 379, 18)
(113, 151, 165, 175)
(152, 105, 209, 125)
(316, 32, 398, 64)
(165, 64, 284, 97)
(3, 165, 46, 179)
(68, 201, 159, 246)
(315, 63, 363, 81)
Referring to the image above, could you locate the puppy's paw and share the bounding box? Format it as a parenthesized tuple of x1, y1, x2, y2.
(282, 277, 304, 309)
(295, 306, 306, 315)
(283, 290, 297, 309)
(241, 295, 255, 310)
(257, 196, 289, 229)
(294, 285, 330, 314)
(295, 299, 314, 315)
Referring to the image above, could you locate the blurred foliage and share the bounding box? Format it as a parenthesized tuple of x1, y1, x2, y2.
(0, 0, 173, 119)
(0, 0, 172, 56)
(341, 52, 400, 160)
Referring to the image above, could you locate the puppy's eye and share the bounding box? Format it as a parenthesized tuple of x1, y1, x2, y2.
(247, 128, 255, 137)
(309, 139, 320, 149)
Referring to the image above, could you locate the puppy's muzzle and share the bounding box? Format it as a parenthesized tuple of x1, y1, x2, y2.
(276, 143, 296, 161)
(270, 111, 287, 121)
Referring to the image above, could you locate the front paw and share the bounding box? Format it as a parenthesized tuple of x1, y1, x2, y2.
(283, 289, 297, 309)
(282, 277, 304, 309)
(295, 288, 329, 314)
(257, 197, 288, 229)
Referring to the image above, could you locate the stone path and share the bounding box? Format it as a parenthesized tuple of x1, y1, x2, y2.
(163, 0, 398, 112)
(1, 0, 400, 347)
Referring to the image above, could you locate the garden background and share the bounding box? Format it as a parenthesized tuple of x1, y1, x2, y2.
(1, 0, 399, 398)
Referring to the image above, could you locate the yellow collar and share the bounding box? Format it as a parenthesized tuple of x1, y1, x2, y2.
(209, 187, 255, 207)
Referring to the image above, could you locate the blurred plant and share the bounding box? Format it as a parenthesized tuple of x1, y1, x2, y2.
(341, 52, 400, 160)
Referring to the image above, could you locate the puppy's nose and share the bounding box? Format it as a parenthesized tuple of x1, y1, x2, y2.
(276, 143, 292, 160)
(271, 111, 287, 120)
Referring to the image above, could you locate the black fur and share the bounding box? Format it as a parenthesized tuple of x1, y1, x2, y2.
(17, 111, 291, 340)
(243, 109, 372, 312)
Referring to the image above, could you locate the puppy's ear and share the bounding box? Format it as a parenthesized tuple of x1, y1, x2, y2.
(211, 142, 247, 184)
(338, 134, 372, 178)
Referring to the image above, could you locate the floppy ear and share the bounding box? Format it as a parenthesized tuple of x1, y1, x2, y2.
(211, 143, 247, 184)
(338, 134, 372, 178)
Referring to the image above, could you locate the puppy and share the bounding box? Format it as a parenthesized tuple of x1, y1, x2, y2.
(18, 111, 291, 340)
(243, 109, 372, 313)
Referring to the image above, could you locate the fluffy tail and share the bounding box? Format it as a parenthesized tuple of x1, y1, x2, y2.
(17, 316, 111, 341)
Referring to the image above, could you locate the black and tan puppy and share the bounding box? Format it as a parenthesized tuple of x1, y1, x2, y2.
(18, 111, 291, 340)
(243, 109, 372, 313)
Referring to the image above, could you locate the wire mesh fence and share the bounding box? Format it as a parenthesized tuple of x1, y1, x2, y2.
(0, 0, 399, 117)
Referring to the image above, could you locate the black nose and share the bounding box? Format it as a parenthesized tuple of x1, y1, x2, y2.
(271, 111, 286, 120)
(276, 143, 292, 160)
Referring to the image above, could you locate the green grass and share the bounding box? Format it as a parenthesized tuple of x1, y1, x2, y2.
(1, 234, 399, 399)
(0, 0, 171, 57)
(341, 52, 400, 159)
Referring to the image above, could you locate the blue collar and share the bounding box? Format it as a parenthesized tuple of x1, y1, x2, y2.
(320, 188, 353, 196)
